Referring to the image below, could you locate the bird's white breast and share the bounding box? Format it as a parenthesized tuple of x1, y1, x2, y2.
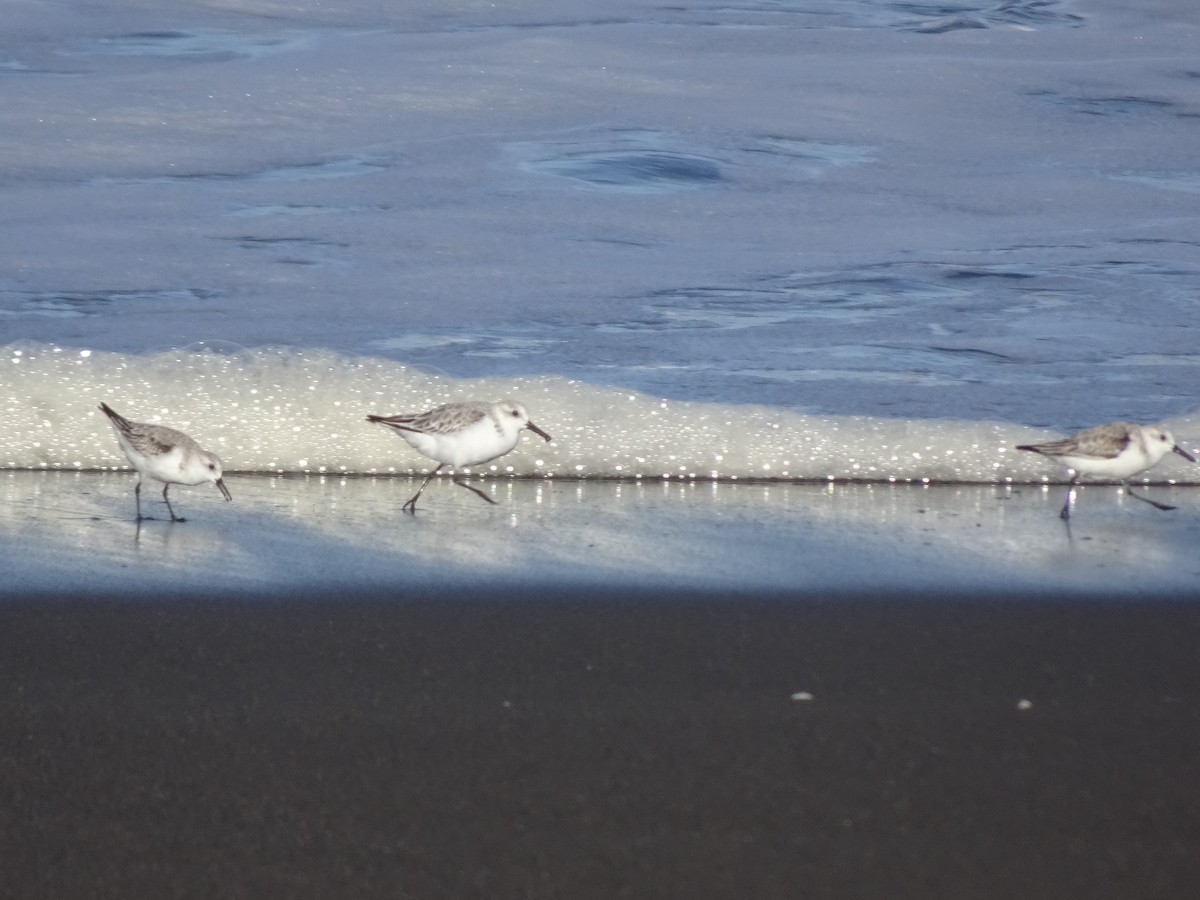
(403, 416, 518, 468)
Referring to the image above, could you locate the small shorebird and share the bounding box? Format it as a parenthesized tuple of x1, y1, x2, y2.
(1016, 420, 1195, 520)
(366, 399, 552, 512)
(99, 402, 232, 522)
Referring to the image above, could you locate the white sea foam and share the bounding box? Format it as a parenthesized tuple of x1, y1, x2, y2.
(5, 343, 1198, 484)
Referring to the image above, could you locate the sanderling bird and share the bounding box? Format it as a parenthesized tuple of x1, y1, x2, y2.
(366, 399, 552, 512)
(1016, 420, 1195, 520)
(99, 402, 232, 522)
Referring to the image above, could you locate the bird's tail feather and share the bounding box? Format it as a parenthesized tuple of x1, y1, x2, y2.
(98, 402, 132, 432)
(366, 413, 418, 433)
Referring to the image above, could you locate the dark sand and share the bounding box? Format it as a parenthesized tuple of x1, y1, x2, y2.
(2, 590, 1199, 899)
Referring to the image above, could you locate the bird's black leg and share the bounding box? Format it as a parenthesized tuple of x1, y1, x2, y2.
(453, 477, 497, 505)
(403, 465, 443, 513)
(134, 481, 146, 522)
(163, 484, 185, 522)
(1059, 476, 1078, 520)
(1126, 485, 1177, 512)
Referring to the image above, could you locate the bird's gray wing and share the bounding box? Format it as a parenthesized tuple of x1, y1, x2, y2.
(1069, 422, 1134, 459)
(370, 403, 487, 435)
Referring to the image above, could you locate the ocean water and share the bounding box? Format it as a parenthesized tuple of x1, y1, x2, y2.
(2, 0, 1199, 483)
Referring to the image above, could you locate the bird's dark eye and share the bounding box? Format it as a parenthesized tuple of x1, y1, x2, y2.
(511, 410, 521, 417)
(208, 463, 216, 470)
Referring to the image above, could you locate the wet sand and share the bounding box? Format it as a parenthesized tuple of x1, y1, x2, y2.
(5, 472, 1200, 595)
(3, 589, 1199, 899)
(3, 473, 1199, 897)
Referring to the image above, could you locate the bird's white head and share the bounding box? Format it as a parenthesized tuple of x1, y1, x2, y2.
(496, 400, 552, 443)
(191, 449, 233, 501)
(1148, 425, 1197, 465)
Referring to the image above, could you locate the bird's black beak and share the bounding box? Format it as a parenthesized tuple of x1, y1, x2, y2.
(216, 477, 233, 501)
(526, 421, 552, 442)
(1173, 445, 1196, 463)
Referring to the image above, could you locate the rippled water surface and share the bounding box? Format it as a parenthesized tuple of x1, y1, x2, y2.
(1, 0, 1197, 455)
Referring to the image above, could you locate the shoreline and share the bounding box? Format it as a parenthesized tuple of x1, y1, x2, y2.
(4, 471, 1200, 596)
(7, 466, 1200, 486)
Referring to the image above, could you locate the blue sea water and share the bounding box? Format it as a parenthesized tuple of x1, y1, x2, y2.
(2, 0, 1199, 481)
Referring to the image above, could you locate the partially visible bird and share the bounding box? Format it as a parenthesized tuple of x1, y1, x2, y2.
(366, 399, 552, 512)
(1016, 420, 1195, 519)
(99, 401, 232, 522)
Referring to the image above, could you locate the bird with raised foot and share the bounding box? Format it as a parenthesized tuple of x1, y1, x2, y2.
(1016, 420, 1195, 520)
(367, 399, 552, 512)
